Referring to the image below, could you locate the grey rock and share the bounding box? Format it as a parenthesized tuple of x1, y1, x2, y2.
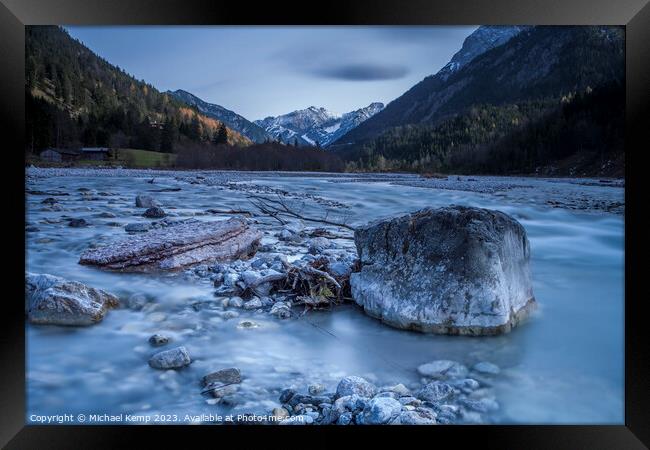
(222, 311, 239, 320)
(202, 367, 242, 385)
(269, 302, 291, 319)
(96, 211, 117, 218)
(388, 383, 411, 396)
(417, 360, 468, 380)
(319, 405, 340, 425)
(148, 346, 191, 369)
(416, 382, 457, 403)
(126, 293, 148, 310)
(228, 296, 244, 308)
(448, 378, 480, 392)
(279, 389, 296, 404)
(335, 376, 377, 399)
(26, 273, 118, 326)
(135, 195, 159, 208)
(125, 222, 151, 232)
(68, 218, 89, 227)
(272, 407, 290, 420)
(243, 297, 262, 310)
(148, 334, 170, 346)
(79, 219, 262, 272)
(336, 412, 353, 425)
(357, 397, 402, 424)
(398, 396, 421, 406)
(308, 237, 331, 255)
(391, 409, 437, 425)
(328, 261, 353, 278)
(308, 383, 326, 396)
(473, 361, 501, 375)
(143, 207, 166, 218)
(250, 258, 267, 269)
(350, 206, 536, 335)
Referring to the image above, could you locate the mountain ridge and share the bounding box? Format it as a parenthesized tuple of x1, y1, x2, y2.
(168, 89, 272, 143)
(255, 102, 384, 147)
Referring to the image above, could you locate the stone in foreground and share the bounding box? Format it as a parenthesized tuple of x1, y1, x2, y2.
(79, 219, 262, 272)
(350, 206, 535, 336)
(148, 346, 191, 369)
(336, 376, 377, 399)
(26, 272, 119, 325)
(202, 368, 242, 386)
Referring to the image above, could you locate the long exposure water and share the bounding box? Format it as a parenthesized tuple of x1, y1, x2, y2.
(26, 170, 624, 424)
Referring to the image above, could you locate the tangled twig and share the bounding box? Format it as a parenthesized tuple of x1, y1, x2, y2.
(248, 194, 355, 231)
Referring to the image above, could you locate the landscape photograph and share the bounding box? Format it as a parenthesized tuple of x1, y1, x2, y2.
(25, 25, 624, 425)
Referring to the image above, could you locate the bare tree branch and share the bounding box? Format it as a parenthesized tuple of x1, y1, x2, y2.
(248, 194, 355, 231)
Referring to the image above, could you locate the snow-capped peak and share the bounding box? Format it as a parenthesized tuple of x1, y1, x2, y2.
(255, 102, 384, 147)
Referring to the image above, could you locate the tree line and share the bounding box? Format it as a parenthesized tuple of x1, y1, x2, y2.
(175, 141, 344, 172)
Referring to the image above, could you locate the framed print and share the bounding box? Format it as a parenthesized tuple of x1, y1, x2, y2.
(1, 0, 648, 448)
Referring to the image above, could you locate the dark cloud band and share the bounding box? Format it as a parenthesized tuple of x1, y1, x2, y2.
(309, 63, 409, 81)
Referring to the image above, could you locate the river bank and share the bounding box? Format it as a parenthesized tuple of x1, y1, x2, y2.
(25, 168, 625, 424)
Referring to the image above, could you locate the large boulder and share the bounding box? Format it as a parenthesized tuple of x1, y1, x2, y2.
(26, 273, 119, 325)
(350, 206, 535, 335)
(79, 219, 262, 272)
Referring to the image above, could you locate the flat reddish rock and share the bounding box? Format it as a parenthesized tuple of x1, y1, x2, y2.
(79, 219, 261, 271)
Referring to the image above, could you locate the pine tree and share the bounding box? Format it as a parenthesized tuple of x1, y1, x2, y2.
(213, 122, 228, 145)
(161, 117, 177, 153)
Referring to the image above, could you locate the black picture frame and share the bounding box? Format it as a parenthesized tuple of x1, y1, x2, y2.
(1, 0, 648, 447)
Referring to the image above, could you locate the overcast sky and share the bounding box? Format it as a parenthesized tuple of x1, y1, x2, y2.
(65, 26, 477, 120)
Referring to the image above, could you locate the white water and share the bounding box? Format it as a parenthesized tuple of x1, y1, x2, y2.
(26, 171, 624, 424)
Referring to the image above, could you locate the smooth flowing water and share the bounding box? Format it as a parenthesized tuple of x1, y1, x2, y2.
(26, 170, 624, 424)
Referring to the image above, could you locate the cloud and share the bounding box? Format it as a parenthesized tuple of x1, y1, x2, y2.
(308, 63, 410, 81)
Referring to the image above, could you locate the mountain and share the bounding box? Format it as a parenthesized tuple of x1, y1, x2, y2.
(333, 25, 624, 149)
(437, 26, 530, 80)
(168, 90, 271, 143)
(25, 26, 250, 154)
(331, 25, 528, 147)
(337, 25, 624, 176)
(255, 102, 384, 147)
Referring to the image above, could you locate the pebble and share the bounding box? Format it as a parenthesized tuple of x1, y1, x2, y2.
(308, 383, 326, 395)
(417, 360, 468, 380)
(243, 298, 262, 310)
(472, 361, 501, 375)
(148, 346, 191, 370)
(143, 206, 166, 218)
(336, 376, 377, 399)
(125, 222, 151, 232)
(68, 218, 89, 227)
(148, 334, 170, 346)
(202, 368, 242, 385)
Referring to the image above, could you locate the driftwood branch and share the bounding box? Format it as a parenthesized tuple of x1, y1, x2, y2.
(206, 208, 253, 217)
(248, 194, 355, 231)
